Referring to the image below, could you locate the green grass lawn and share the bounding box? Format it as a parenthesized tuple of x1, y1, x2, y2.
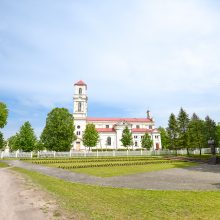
(72, 161, 196, 177)
(13, 167, 220, 220)
(0, 162, 8, 168)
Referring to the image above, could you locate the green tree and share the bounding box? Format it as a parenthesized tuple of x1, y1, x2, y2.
(158, 127, 170, 149)
(16, 121, 37, 152)
(121, 126, 133, 149)
(167, 113, 179, 153)
(188, 113, 206, 155)
(35, 140, 45, 151)
(216, 123, 220, 147)
(8, 134, 20, 151)
(0, 102, 8, 128)
(177, 108, 190, 154)
(0, 132, 4, 150)
(82, 124, 99, 150)
(204, 116, 217, 147)
(141, 133, 153, 150)
(41, 108, 76, 151)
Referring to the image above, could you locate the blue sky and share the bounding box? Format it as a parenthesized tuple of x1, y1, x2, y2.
(1, 0, 220, 138)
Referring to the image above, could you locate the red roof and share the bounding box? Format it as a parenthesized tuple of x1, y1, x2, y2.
(87, 117, 152, 123)
(95, 128, 159, 133)
(132, 128, 159, 133)
(74, 80, 87, 86)
(96, 128, 115, 132)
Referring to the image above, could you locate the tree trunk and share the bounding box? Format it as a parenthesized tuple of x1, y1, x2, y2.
(187, 148, 189, 156)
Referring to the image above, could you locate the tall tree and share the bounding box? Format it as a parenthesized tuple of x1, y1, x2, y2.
(0, 102, 8, 128)
(16, 121, 37, 152)
(216, 123, 220, 147)
(0, 132, 4, 150)
(167, 113, 179, 153)
(121, 126, 133, 149)
(158, 127, 170, 149)
(41, 108, 76, 152)
(177, 108, 190, 154)
(82, 124, 99, 150)
(188, 113, 206, 155)
(141, 133, 153, 150)
(204, 116, 217, 147)
(8, 134, 20, 151)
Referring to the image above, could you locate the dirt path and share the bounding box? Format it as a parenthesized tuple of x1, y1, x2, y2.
(4, 160, 220, 190)
(0, 167, 65, 220)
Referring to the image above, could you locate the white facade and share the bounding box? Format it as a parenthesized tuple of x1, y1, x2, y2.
(73, 80, 162, 151)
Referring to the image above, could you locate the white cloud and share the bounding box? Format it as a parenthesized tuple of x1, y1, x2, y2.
(1, 0, 220, 137)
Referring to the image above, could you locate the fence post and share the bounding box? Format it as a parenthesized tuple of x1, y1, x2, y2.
(84, 151, 86, 157)
(1, 152, 3, 159)
(69, 150, 71, 157)
(113, 150, 115, 157)
(16, 151, 18, 158)
(141, 149, 143, 156)
(37, 151, 40, 158)
(54, 151, 56, 158)
(127, 150, 128, 156)
(96, 150, 99, 157)
(31, 152, 33, 158)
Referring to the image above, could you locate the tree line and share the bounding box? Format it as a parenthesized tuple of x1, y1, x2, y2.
(1, 102, 219, 153)
(159, 108, 220, 155)
(0, 102, 154, 152)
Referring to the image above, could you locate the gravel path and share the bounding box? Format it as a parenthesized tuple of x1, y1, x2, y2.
(4, 160, 220, 191)
(0, 167, 61, 220)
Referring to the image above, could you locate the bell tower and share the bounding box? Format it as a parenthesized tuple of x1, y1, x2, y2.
(73, 80, 88, 119)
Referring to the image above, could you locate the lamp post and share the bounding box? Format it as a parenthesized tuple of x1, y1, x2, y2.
(208, 137, 217, 164)
(208, 138, 215, 155)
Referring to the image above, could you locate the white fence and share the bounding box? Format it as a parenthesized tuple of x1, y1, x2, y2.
(1, 148, 219, 159)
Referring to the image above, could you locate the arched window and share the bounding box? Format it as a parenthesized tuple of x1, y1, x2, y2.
(107, 137, 111, 146)
(79, 88, 82, 95)
(78, 102, 82, 112)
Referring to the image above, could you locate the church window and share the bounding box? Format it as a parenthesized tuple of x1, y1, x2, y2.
(79, 88, 82, 94)
(136, 125, 140, 129)
(149, 125, 152, 129)
(135, 141, 138, 147)
(106, 125, 109, 128)
(78, 102, 82, 112)
(77, 125, 80, 129)
(77, 131, 81, 135)
(134, 135, 138, 139)
(107, 137, 111, 146)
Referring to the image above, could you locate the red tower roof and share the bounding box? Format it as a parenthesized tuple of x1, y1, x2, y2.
(74, 80, 87, 86)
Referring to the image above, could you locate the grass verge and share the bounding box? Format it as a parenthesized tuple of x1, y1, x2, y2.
(13, 167, 220, 220)
(0, 162, 8, 168)
(71, 161, 196, 177)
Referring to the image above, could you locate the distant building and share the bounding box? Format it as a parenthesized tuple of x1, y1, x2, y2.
(73, 80, 162, 150)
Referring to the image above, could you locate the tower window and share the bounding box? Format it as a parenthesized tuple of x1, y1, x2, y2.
(79, 88, 82, 95)
(107, 137, 111, 146)
(77, 125, 80, 129)
(106, 125, 109, 128)
(78, 102, 82, 112)
(136, 125, 140, 129)
(76, 131, 81, 135)
(135, 141, 138, 147)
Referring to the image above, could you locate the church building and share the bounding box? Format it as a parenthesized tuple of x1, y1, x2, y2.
(73, 80, 162, 151)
